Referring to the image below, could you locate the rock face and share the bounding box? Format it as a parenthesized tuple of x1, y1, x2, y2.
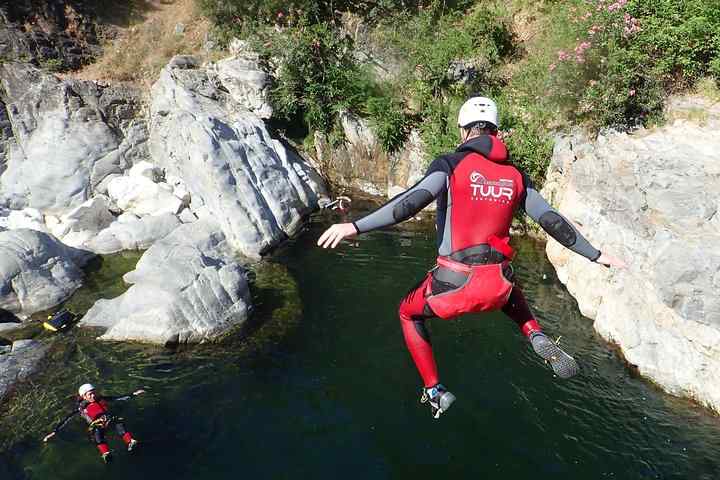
(314, 112, 432, 208)
(541, 96, 720, 411)
(0, 229, 93, 318)
(149, 56, 324, 258)
(208, 39, 273, 119)
(0, 62, 148, 213)
(81, 221, 251, 345)
(0, 339, 49, 402)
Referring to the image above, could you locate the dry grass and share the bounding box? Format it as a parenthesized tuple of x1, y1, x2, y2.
(69, 0, 217, 88)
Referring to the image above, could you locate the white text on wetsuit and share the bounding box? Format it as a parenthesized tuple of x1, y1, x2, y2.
(469, 172, 514, 203)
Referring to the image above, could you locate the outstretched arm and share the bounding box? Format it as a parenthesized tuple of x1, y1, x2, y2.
(318, 170, 448, 249)
(104, 389, 146, 402)
(522, 182, 626, 268)
(43, 410, 79, 442)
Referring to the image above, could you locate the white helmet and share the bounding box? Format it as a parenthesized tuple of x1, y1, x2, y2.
(457, 96, 498, 129)
(78, 383, 96, 396)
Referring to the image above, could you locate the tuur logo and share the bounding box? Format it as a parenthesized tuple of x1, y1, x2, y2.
(469, 171, 514, 204)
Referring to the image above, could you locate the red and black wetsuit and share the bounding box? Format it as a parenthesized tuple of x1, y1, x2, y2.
(52, 393, 137, 456)
(352, 135, 601, 387)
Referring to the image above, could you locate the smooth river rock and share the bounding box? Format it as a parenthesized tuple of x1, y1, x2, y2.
(148, 55, 325, 258)
(541, 96, 720, 411)
(80, 221, 251, 345)
(0, 229, 93, 318)
(0, 62, 147, 213)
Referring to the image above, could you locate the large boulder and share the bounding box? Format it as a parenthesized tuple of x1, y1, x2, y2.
(0, 62, 148, 213)
(541, 95, 720, 411)
(0, 229, 93, 318)
(80, 221, 251, 344)
(208, 39, 273, 119)
(148, 56, 325, 258)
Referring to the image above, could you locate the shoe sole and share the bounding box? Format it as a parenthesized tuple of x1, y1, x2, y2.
(532, 338, 580, 379)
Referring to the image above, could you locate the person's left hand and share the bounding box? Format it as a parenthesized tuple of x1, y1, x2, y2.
(317, 223, 358, 249)
(133, 389, 146, 396)
(596, 251, 627, 269)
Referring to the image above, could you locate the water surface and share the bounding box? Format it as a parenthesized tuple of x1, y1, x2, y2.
(1, 215, 719, 480)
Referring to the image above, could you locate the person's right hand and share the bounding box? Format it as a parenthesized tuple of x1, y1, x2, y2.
(596, 251, 627, 269)
(43, 432, 55, 443)
(317, 223, 358, 249)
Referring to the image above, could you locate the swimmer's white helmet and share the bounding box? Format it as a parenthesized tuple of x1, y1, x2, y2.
(457, 96, 498, 129)
(78, 383, 96, 396)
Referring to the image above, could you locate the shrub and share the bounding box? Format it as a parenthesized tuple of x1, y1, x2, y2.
(545, 0, 720, 128)
(260, 19, 374, 135)
(365, 94, 412, 153)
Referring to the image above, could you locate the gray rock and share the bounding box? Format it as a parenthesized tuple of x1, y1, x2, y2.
(0, 339, 49, 402)
(46, 195, 115, 247)
(85, 213, 181, 254)
(0, 229, 93, 318)
(0, 63, 148, 213)
(81, 221, 251, 344)
(541, 97, 720, 410)
(148, 57, 324, 258)
(209, 53, 273, 119)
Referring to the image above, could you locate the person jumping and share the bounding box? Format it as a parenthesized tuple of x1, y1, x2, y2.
(317, 96, 626, 419)
(43, 383, 146, 462)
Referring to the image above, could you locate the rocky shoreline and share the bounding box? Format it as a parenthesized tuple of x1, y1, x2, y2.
(0, 40, 329, 400)
(541, 96, 720, 412)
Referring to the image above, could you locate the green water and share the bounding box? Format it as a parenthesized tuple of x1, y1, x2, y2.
(1, 215, 720, 480)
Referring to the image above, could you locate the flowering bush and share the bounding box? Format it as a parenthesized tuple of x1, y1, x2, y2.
(548, 0, 720, 128)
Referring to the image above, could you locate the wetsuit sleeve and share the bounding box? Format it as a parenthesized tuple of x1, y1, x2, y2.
(52, 410, 79, 433)
(521, 177, 601, 262)
(103, 393, 134, 401)
(353, 170, 448, 234)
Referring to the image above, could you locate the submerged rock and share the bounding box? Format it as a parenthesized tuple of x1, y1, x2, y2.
(0, 229, 93, 318)
(80, 221, 251, 345)
(541, 97, 720, 411)
(0, 339, 49, 402)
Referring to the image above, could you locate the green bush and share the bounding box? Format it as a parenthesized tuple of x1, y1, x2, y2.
(260, 19, 374, 135)
(365, 94, 412, 153)
(545, 0, 720, 128)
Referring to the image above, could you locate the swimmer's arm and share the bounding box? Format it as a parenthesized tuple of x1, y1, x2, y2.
(44, 410, 79, 441)
(352, 171, 448, 234)
(105, 389, 146, 402)
(520, 181, 601, 262)
(317, 171, 447, 249)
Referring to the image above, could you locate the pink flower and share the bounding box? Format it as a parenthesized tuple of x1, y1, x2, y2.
(607, 0, 627, 11)
(629, 89, 636, 96)
(549, 63, 557, 71)
(558, 50, 570, 61)
(589, 80, 598, 86)
(574, 41, 592, 55)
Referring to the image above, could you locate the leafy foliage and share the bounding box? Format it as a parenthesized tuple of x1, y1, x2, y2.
(196, 0, 720, 185)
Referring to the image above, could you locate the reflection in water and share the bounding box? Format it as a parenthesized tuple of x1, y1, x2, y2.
(1, 216, 719, 480)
